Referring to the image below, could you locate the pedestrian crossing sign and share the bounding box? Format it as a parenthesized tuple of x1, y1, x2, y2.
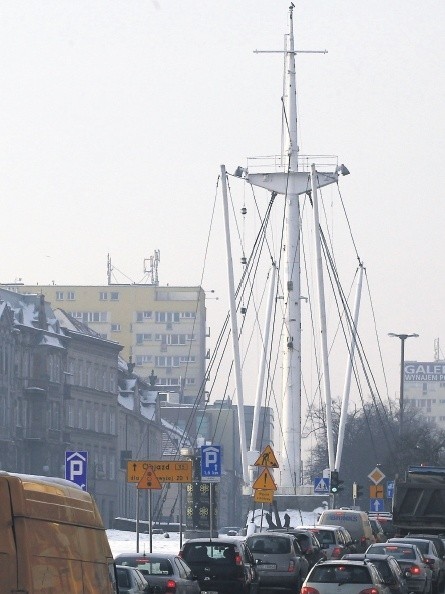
(314, 477, 331, 493)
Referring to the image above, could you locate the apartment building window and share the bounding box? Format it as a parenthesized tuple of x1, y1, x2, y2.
(110, 292, 119, 301)
(99, 292, 108, 300)
(155, 356, 181, 367)
(77, 401, 83, 429)
(185, 378, 196, 385)
(180, 356, 196, 363)
(157, 378, 180, 386)
(111, 323, 121, 332)
(110, 371, 116, 393)
(136, 311, 152, 322)
(109, 453, 116, 480)
(155, 312, 180, 323)
(180, 311, 196, 319)
(67, 401, 74, 427)
(83, 311, 108, 323)
(67, 291, 75, 300)
(86, 404, 93, 430)
(109, 409, 116, 434)
(56, 291, 64, 300)
(136, 333, 152, 344)
(71, 312, 82, 319)
(135, 355, 152, 366)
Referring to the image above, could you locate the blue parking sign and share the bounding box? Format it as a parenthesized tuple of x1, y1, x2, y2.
(65, 451, 88, 491)
(200, 445, 221, 482)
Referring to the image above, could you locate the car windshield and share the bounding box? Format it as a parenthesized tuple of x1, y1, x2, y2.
(310, 565, 371, 584)
(247, 536, 291, 554)
(117, 556, 173, 575)
(369, 560, 392, 581)
(369, 546, 415, 560)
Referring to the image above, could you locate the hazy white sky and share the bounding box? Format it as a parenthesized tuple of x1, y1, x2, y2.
(1, 1, 445, 413)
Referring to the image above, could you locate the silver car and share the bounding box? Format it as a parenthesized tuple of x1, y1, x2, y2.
(301, 559, 392, 594)
(246, 533, 308, 593)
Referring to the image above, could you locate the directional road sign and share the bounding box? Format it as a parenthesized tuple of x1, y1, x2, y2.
(387, 480, 394, 498)
(252, 467, 277, 491)
(65, 451, 88, 491)
(201, 445, 222, 483)
(370, 498, 385, 513)
(370, 484, 384, 498)
(127, 460, 192, 483)
(314, 477, 331, 493)
(254, 445, 279, 468)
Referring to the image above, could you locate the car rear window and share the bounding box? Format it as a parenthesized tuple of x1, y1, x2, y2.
(312, 530, 335, 545)
(247, 536, 291, 554)
(402, 541, 429, 554)
(183, 544, 238, 564)
(116, 556, 173, 575)
(370, 546, 415, 560)
(310, 565, 371, 584)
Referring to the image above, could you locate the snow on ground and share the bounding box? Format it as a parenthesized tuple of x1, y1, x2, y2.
(107, 504, 328, 558)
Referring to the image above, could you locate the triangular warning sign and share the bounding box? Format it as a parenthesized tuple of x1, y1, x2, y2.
(254, 445, 279, 468)
(252, 467, 277, 491)
(137, 466, 162, 490)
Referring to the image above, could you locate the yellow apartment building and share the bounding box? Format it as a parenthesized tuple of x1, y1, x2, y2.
(6, 283, 207, 403)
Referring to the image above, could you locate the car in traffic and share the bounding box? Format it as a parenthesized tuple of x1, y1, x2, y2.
(343, 553, 409, 594)
(116, 565, 150, 594)
(115, 552, 201, 594)
(179, 538, 258, 594)
(219, 526, 242, 536)
(388, 538, 442, 593)
(368, 514, 396, 538)
(318, 509, 376, 552)
(406, 535, 445, 592)
(300, 524, 356, 559)
(268, 528, 327, 569)
(367, 542, 433, 594)
(300, 558, 392, 594)
(246, 532, 308, 593)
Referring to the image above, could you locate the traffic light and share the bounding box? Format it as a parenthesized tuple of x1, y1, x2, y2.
(330, 471, 344, 494)
(352, 482, 364, 499)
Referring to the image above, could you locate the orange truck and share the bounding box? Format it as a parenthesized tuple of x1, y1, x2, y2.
(0, 471, 118, 593)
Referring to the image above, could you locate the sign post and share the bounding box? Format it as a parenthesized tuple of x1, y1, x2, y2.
(252, 446, 279, 531)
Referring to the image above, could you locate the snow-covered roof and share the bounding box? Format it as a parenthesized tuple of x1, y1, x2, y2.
(118, 393, 134, 410)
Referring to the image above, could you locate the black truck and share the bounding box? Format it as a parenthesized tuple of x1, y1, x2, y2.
(393, 465, 445, 535)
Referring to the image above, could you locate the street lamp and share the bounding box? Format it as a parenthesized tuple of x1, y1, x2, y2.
(388, 332, 419, 436)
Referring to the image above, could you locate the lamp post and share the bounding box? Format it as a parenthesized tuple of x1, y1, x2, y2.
(388, 332, 419, 436)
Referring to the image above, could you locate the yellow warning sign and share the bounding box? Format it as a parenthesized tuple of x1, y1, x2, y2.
(137, 466, 162, 490)
(254, 489, 274, 504)
(127, 460, 193, 483)
(252, 467, 277, 491)
(254, 445, 279, 468)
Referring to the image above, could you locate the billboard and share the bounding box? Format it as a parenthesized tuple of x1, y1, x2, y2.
(405, 361, 445, 382)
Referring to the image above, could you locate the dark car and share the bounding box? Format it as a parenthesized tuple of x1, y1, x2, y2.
(116, 565, 150, 594)
(268, 528, 327, 569)
(367, 543, 433, 594)
(115, 552, 201, 594)
(343, 553, 408, 594)
(369, 519, 387, 543)
(179, 538, 258, 594)
(246, 532, 308, 593)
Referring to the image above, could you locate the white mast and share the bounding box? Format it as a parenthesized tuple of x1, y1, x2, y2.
(311, 164, 335, 471)
(235, 5, 347, 492)
(220, 164, 250, 485)
(335, 262, 364, 470)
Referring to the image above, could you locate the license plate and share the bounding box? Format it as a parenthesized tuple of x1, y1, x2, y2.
(258, 564, 277, 570)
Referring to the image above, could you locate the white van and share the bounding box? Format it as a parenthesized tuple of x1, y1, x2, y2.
(317, 509, 375, 552)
